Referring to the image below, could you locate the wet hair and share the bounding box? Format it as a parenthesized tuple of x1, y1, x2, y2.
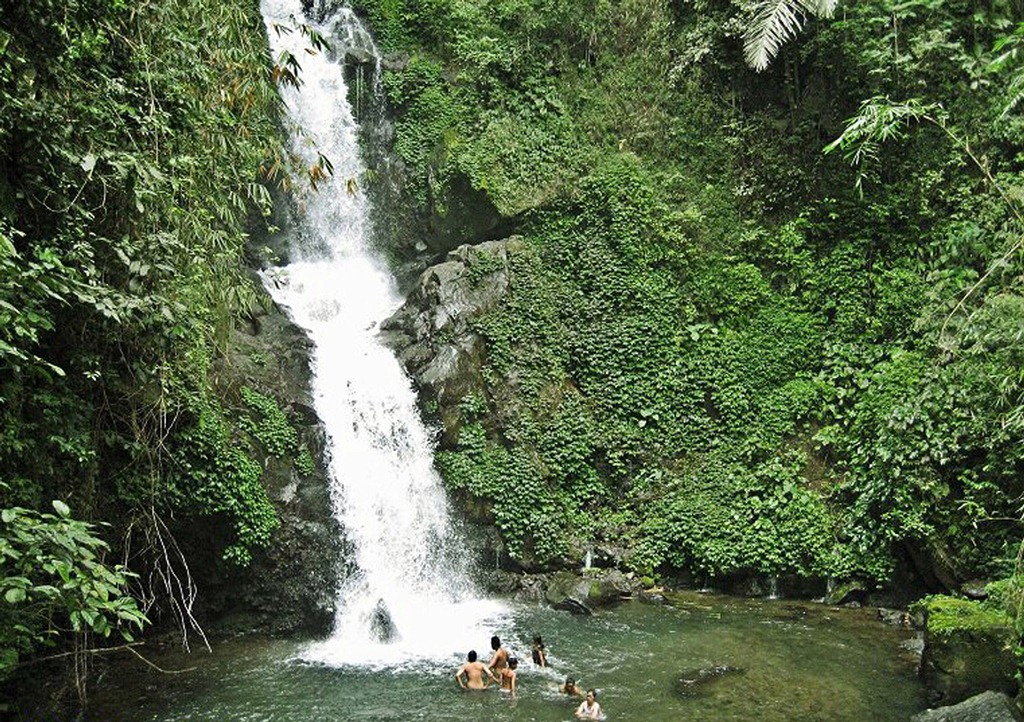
(586, 688, 597, 699)
(563, 676, 576, 691)
(533, 635, 544, 646)
(468, 650, 477, 662)
(508, 657, 518, 669)
(490, 635, 501, 650)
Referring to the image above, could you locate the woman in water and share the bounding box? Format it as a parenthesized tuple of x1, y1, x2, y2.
(575, 688, 602, 720)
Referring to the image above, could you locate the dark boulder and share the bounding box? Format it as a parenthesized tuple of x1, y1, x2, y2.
(911, 691, 1023, 722)
(370, 599, 397, 642)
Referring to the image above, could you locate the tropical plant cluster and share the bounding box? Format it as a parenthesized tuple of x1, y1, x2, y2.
(355, 0, 1024, 593)
(0, 0, 313, 694)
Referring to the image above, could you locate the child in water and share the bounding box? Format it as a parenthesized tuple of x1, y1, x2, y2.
(499, 656, 518, 697)
(560, 675, 583, 697)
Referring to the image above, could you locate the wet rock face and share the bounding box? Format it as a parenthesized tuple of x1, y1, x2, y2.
(380, 237, 524, 446)
(199, 286, 345, 637)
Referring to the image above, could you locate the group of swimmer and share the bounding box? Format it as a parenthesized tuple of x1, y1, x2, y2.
(454, 634, 603, 719)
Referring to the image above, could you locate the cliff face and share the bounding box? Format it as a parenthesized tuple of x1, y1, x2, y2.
(192, 286, 345, 636)
(381, 238, 523, 447)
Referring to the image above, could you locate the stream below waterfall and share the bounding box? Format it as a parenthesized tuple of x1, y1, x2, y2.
(87, 592, 928, 722)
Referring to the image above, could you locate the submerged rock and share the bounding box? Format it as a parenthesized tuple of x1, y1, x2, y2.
(370, 599, 397, 642)
(553, 598, 592, 616)
(674, 665, 745, 698)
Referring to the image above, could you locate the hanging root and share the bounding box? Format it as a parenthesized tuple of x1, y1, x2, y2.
(123, 507, 211, 654)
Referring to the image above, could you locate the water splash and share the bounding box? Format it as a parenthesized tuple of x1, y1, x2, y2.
(259, 0, 508, 667)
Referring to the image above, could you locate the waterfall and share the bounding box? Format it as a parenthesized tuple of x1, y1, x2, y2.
(259, 0, 507, 668)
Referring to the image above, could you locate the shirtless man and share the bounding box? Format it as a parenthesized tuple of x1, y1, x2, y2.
(486, 635, 509, 674)
(455, 650, 495, 690)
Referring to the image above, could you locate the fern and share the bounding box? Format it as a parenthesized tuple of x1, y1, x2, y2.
(743, 0, 838, 72)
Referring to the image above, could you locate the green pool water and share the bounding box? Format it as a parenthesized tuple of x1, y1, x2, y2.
(85, 591, 928, 722)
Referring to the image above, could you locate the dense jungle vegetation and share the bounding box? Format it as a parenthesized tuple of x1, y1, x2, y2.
(3, 0, 1024, 712)
(354, 0, 1024, 591)
(0, 0, 325, 704)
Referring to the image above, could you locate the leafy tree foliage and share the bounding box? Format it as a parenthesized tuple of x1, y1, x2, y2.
(0, 499, 145, 676)
(0, 0, 313, 696)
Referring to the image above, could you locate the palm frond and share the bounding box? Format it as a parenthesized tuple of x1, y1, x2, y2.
(744, 0, 838, 72)
(1001, 70, 1024, 118)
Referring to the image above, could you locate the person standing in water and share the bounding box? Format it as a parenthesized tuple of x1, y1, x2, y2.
(498, 656, 519, 697)
(575, 688, 602, 719)
(531, 635, 547, 667)
(486, 635, 509, 674)
(455, 650, 495, 690)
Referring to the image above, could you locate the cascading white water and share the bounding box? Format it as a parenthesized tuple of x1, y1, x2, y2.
(259, 0, 508, 668)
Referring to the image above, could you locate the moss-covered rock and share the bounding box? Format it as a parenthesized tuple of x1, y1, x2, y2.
(543, 569, 637, 613)
(918, 595, 1017, 705)
(195, 288, 345, 636)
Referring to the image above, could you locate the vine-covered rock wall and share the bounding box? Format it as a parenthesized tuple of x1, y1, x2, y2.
(354, 0, 1024, 597)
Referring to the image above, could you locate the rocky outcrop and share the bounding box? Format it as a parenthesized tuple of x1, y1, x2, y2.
(912, 691, 1023, 722)
(381, 237, 524, 445)
(543, 569, 638, 614)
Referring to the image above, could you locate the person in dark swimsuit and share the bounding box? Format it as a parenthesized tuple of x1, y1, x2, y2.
(531, 635, 547, 667)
